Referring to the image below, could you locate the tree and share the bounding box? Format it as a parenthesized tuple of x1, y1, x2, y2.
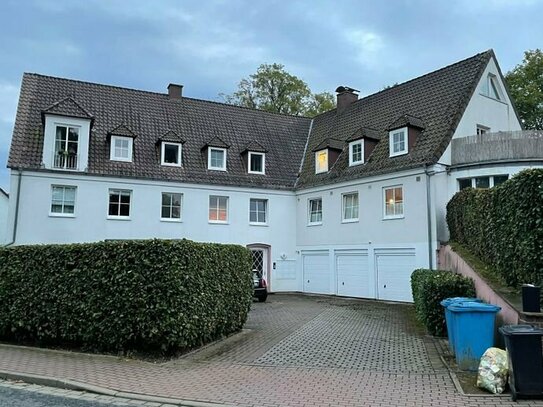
(505, 49, 543, 130)
(222, 63, 335, 117)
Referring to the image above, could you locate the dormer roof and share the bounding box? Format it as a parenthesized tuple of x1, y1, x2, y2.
(312, 138, 344, 152)
(42, 97, 93, 120)
(346, 127, 382, 142)
(158, 130, 185, 144)
(202, 136, 230, 150)
(107, 124, 137, 139)
(242, 140, 268, 153)
(386, 114, 426, 131)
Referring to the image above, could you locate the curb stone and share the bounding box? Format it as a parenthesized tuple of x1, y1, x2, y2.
(0, 370, 236, 407)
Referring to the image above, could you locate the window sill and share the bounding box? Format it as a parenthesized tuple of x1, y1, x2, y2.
(342, 218, 359, 224)
(389, 151, 408, 158)
(349, 161, 364, 167)
(208, 167, 227, 172)
(382, 215, 405, 221)
(49, 213, 75, 218)
(249, 222, 268, 227)
(161, 163, 182, 167)
(110, 158, 133, 163)
(107, 216, 131, 221)
(209, 220, 229, 225)
(160, 218, 182, 223)
(307, 222, 323, 227)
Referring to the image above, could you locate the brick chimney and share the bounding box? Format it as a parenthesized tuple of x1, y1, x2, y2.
(336, 86, 359, 113)
(168, 83, 183, 99)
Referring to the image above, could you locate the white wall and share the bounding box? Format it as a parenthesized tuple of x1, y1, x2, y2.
(440, 57, 522, 165)
(9, 171, 298, 291)
(0, 191, 8, 244)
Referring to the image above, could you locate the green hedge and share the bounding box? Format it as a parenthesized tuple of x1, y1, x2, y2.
(411, 269, 475, 336)
(447, 169, 543, 289)
(0, 239, 253, 354)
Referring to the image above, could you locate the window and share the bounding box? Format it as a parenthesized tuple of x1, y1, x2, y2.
(209, 195, 228, 223)
(342, 192, 359, 222)
(384, 186, 404, 218)
(54, 125, 79, 169)
(248, 152, 265, 174)
(161, 142, 182, 166)
(475, 177, 490, 189)
(457, 175, 509, 190)
(389, 128, 408, 157)
(482, 74, 503, 100)
(208, 147, 226, 170)
(108, 189, 131, 218)
(349, 140, 364, 166)
(161, 192, 182, 220)
(476, 125, 490, 136)
(493, 175, 508, 186)
(315, 150, 328, 173)
(458, 179, 472, 190)
(110, 136, 133, 162)
(249, 198, 267, 224)
(308, 198, 323, 225)
(50, 185, 76, 216)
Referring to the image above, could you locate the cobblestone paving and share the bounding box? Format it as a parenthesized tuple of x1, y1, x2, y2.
(0, 294, 542, 407)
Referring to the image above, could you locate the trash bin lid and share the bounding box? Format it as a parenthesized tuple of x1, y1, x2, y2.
(448, 301, 501, 312)
(440, 297, 481, 307)
(499, 324, 543, 336)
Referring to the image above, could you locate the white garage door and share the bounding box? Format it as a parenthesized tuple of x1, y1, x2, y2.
(376, 251, 416, 302)
(303, 253, 330, 294)
(336, 253, 370, 298)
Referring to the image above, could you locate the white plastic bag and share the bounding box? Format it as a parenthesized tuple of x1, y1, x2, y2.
(476, 347, 508, 394)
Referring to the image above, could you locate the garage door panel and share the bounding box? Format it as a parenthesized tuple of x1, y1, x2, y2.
(376, 252, 416, 302)
(336, 254, 369, 298)
(303, 254, 330, 294)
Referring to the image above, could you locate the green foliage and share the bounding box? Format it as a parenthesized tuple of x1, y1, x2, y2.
(411, 269, 475, 337)
(222, 63, 336, 117)
(505, 49, 543, 130)
(0, 239, 253, 354)
(447, 169, 543, 289)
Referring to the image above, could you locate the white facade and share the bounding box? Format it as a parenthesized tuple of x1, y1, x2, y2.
(0, 190, 8, 244)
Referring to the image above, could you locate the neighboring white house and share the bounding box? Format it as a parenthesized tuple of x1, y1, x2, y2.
(5, 49, 541, 302)
(0, 188, 8, 244)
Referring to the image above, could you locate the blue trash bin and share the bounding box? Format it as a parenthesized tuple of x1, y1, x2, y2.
(440, 297, 482, 355)
(448, 301, 501, 371)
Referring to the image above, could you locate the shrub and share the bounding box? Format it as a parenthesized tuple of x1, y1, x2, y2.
(0, 239, 253, 354)
(411, 269, 475, 336)
(447, 169, 543, 289)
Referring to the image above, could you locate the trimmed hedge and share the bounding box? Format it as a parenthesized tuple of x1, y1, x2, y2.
(0, 239, 253, 354)
(447, 169, 543, 289)
(411, 269, 475, 336)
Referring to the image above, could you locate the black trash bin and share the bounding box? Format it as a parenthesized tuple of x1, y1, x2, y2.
(499, 325, 543, 401)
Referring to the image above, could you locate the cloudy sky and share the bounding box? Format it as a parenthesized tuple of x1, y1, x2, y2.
(0, 0, 541, 191)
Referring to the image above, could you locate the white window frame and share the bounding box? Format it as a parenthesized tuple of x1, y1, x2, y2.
(107, 189, 132, 220)
(53, 124, 80, 170)
(383, 186, 404, 220)
(208, 147, 227, 171)
(476, 124, 490, 136)
(342, 192, 359, 223)
(110, 136, 133, 162)
(249, 198, 268, 225)
(161, 142, 182, 167)
(248, 152, 265, 175)
(349, 140, 364, 166)
(209, 195, 229, 224)
(308, 197, 323, 226)
(160, 192, 183, 222)
(389, 127, 408, 157)
(457, 175, 509, 191)
(315, 149, 328, 174)
(49, 185, 77, 217)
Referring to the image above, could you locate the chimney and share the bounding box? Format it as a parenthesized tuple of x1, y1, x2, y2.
(335, 86, 359, 114)
(168, 83, 183, 99)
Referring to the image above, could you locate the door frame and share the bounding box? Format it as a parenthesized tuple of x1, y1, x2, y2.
(247, 243, 271, 292)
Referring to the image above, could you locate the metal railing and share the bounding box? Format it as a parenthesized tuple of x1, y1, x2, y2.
(451, 130, 543, 166)
(53, 153, 78, 170)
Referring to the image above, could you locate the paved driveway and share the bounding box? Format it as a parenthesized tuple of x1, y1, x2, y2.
(0, 294, 540, 406)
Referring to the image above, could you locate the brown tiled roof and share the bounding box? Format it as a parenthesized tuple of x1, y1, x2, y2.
(8, 74, 311, 190)
(296, 50, 497, 188)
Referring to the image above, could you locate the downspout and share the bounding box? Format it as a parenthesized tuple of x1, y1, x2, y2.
(4, 169, 22, 247)
(425, 166, 434, 269)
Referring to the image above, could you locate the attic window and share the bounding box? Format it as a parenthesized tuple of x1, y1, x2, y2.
(389, 127, 408, 157)
(483, 74, 503, 101)
(248, 152, 265, 174)
(208, 147, 227, 171)
(315, 150, 328, 174)
(110, 136, 133, 162)
(349, 140, 364, 166)
(161, 142, 182, 167)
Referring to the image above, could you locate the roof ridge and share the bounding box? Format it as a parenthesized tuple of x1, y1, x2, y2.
(23, 72, 314, 121)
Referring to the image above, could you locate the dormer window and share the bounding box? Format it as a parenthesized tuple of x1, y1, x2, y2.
(389, 127, 408, 157)
(54, 125, 79, 170)
(110, 136, 133, 162)
(315, 150, 328, 173)
(248, 152, 265, 174)
(208, 147, 227, 171)
(161, 142, 182, 167)
(349, 140, 364, 166)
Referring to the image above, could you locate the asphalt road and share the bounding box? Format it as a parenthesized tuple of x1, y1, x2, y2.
(0, 385, 129, 407)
